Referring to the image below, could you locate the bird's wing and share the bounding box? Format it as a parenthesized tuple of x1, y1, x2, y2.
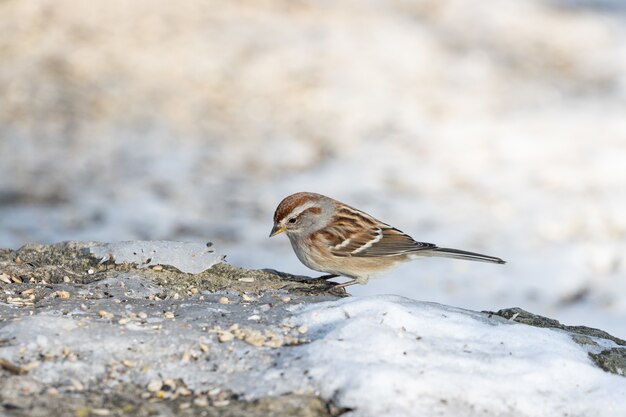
(329, 226, 437, 257)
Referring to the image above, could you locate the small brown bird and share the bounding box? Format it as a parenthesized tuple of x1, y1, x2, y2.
(270, 192, 505, 288)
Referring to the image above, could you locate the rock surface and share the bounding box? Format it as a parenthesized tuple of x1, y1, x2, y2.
(0, 242, 625, 417)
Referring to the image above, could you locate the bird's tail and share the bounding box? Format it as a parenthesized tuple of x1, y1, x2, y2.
(419, 247, 506, 264)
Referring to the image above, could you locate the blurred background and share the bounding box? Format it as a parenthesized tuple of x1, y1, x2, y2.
(1, 0, 625, 335)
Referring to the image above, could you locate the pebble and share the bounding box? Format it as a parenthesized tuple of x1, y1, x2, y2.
(87, 268, 95, 275)
(63, 276, 71, 283)
(241, 294, 254, 302)
(138, 312, 148, 319)
(163, 312, 175, 319)
(218, 297, 229, 305)
(297, 325, 308, 334)
(247, 315, 261, 321)
(281, 296, 291, 303)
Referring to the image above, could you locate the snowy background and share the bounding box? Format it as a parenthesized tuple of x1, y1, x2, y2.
(1, 0, 625, 336)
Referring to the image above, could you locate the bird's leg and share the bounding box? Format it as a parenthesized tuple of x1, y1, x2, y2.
(311, 274, 339, 281)
(332, 279, 358, 289)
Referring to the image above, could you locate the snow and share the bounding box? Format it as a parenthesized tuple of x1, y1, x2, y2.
(2, 289, 624, 417)
(89, 241, 224, 274)
(280, 296, 626, 417)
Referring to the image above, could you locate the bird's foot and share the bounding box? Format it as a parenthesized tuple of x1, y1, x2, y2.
(332, 279, 358, 289)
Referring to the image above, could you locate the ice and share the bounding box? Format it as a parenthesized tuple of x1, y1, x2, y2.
(276, 296, 626, 417)
(89, 241, 224, 274)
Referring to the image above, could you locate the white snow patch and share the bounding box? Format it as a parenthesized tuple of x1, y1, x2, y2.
(265, 296, 626, 417)
(90, 241, 224, 274)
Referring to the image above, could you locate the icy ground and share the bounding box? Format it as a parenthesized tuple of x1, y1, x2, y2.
(2, 289, 625, 417)
(1, 0, 626, 337)
(89, 241, 224, 274)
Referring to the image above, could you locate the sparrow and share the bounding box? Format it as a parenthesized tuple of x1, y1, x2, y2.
(269, 192, 505, 288)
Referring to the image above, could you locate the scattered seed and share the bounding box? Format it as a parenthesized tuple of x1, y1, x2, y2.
(147, 379, 162, 392)
(138, 312, 148, 319)
(87, 269, 95, 275)
(247, 315, 261, 321)
(54, 291, 71, 299)
(194, 396, 209, 407)
(213, 400, 230, 407)
(281, 296, 292, 303)
(241, 293, 254, 302)
(199, 342, 209, 353)
(91, 409, 111, 416)
(0, 273, 11, 284)
(217, 331, 234, 343)
(118, 318, 129, 325)
(122, 360, 135, 368)
(152, 265, 163, 271)
(98, 310, 114, 319)
(63, 276, 71, 283)
(163, 312, 175, 319)
(238, 277, 255, 283)
(218, 297, 229, 305)
(297, 325, 308, 334)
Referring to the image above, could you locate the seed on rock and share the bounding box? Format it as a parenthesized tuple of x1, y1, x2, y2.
(218, 297, 229, 305)
(122, 360, 135, 368)
(138, 312, 148, 319)
(241, 294, 254, 302)
(87, 269, 95, 275)
(297, 325, 308, 334)
(152, 265, 163, 271)
(281, 296, 291, 303)
(213, 400, 230, 407)
(163, 312, 175, 319)
(238, 277, 255, 283)
(98, 310, 114, 319)
(217, 331, 234, 343)
(118, 318, 129, 325)
(199, 342, 209, 353)
(147, 379, 162, 392)
(54, 291, 71, 299)
(0, 273, 11, 284)
(193, 396, 209, 407)
(63, 276, 71, 283)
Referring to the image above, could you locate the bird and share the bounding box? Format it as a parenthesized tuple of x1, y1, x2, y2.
(269, 192, 505, 288)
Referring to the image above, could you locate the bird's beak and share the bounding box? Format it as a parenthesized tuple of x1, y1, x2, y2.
(269, 224, 285, 237)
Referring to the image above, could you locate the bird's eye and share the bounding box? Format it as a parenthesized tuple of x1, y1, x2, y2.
(288, 217, 297, 224)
